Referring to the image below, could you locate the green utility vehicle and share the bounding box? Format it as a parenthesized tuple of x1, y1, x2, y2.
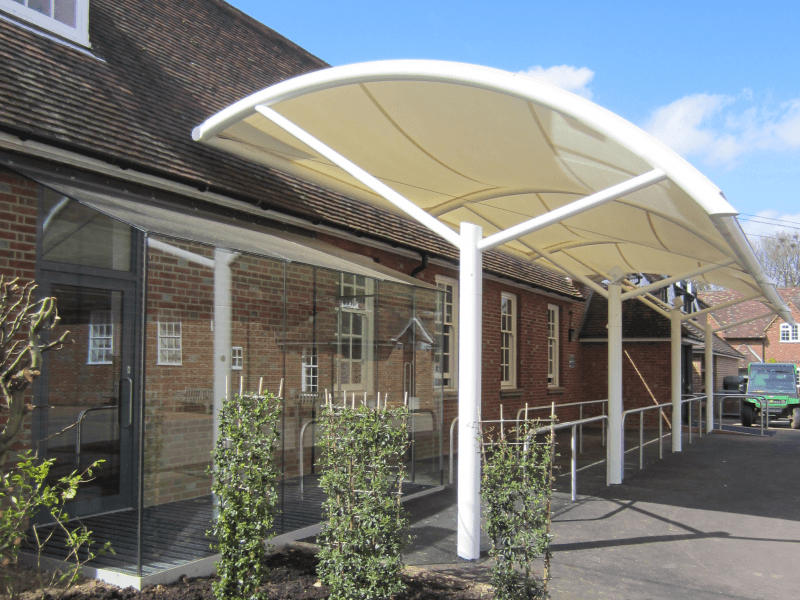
(742, 362, 800, 429)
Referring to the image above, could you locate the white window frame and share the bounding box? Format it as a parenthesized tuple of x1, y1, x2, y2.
(501, 292, 517, 389)
(436, 276, 459, 390)
(337, 274, 373, 392)
(302, 346, 318, 393)
(231, 346, 243, 370)
(0, 0, 90, 46)
(157, 322, 182, 366)
(87, 310, 113, 365)
(780, 322, 800, 342)
(547, 304, 560, 387)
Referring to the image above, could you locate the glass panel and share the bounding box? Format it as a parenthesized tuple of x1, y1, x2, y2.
(42, 188, 132, 271)
(141, 236, 218, 574)
(43, 285, 123, 500)
(53, 0, 75, 26)
(28, 0, 50, 16)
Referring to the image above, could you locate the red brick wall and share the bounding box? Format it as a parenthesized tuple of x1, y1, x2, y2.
(762, 304, 800, 365)
(580, 341, 673, 427)
(316, 233, 588, 451)
(0, 167, 38, 458)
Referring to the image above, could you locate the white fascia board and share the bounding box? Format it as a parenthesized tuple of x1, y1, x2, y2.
(192, 59, 738, 218)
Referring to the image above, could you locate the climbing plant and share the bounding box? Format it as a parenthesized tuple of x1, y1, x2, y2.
(317, 396, 411, 600)
(208, 390, 282, 600)
(481, 416, 554, 600)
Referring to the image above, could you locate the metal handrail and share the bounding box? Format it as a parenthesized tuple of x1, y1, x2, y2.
(514, 399, 608, 454)
(75, 405, 117, 467)
(300, 409, 439, 494)
(521, 415, 609, 502)
(712, 393, 769, 435)
(449, 416, 459, 484)
(450, 414, 610, 500)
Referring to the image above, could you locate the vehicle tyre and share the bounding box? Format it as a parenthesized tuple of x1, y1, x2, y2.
(741, 404, 754, 428)
(793, 407, 800, 430)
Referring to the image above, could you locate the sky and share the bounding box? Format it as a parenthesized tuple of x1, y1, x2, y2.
(229, 0, 800, 243)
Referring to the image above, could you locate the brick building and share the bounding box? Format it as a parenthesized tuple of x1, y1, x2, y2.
(700, 288, 800, 373)
(0, 0, 765, 583)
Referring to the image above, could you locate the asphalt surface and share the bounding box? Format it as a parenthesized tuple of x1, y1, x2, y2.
(402, 422, 800, 599)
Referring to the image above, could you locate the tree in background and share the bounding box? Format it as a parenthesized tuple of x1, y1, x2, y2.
(752, 230, 800, 288)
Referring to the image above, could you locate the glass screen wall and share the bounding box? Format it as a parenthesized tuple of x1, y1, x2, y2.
(138, 233, 442, 577)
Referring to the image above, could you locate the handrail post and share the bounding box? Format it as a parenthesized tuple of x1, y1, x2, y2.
(602, 402, 606, 447)
(298, 418, 317, 497)
(571, 425, 577, 502)
(578, 404, 583, 454)
(449, 416, 459, 485)
(658, 407, 663, 459)
(639, 412, 644, 470)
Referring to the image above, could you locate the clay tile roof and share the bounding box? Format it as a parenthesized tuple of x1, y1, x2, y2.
(698, 290, 776, 338)
(684, 321, 745, 359)
(579, 291, 743, 359)
(0, 0, 583, 299)
(580, 292, 672, 339)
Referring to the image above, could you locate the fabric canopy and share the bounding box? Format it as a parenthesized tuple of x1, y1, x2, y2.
(193, 60, 790, 320)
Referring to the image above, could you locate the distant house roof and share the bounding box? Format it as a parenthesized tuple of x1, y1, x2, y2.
(0, 0, 582, 299)
(579, 291, 744, 359)
(698, 289, 787, 339)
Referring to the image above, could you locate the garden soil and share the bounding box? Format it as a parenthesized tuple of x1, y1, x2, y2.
(12, 547, 493, 600)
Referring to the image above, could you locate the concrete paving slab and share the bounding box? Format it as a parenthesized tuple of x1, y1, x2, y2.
(403, 424, 800, 599)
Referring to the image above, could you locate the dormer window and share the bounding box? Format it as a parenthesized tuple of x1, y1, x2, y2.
(0, 0, 90, 46)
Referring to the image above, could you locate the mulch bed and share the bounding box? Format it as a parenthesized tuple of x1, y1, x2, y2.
(13, 546, 494, 600)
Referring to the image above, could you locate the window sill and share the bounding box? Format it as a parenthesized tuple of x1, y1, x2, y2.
(500, 388, 523, 399)
(547, 387, 566, 394)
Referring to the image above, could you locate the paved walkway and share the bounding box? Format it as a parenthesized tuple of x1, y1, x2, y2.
(403, 423, 800, 599)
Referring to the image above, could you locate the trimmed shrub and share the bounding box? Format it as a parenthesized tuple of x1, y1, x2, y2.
(317, 398, 411, 600)
(209, 391, 282, 600)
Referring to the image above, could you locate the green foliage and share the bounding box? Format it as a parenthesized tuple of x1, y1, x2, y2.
(208, 391, 282, 600)
(0, 451, 112, 599)
(317, 400, 411, 600)
(481, 421, 553, 600)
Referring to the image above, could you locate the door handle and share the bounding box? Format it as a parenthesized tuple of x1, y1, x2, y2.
(118, 378, 133, 428)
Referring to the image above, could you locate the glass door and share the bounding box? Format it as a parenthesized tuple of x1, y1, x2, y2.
(34, 275, 137, 517)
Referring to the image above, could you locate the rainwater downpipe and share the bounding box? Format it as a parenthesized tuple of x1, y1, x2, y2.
(410, 251, 429, 278)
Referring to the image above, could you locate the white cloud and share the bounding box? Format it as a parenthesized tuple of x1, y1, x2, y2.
(517, 65, 595, 99)
(644, 91, 800, 168)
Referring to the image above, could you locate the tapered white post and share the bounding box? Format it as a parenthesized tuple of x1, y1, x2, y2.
(213, 249, 235, 447)
(671, 306, 683, 452)
(457, 223, 483, 560)
(705, 318, 714, 433)
(608, 282, 623, 484)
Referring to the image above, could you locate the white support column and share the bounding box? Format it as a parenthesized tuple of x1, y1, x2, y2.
(671, 306, 683, 452)
(705, 318, 714, 433)
(213, 248, 235, 447)
(607, 282, 624, 484)
(457, 223, 483, 560)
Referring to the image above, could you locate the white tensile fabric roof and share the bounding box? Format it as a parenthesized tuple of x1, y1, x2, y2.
(193, 60, 790, 319)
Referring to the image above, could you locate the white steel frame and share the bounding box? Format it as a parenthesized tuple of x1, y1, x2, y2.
(194, 60, 796, 561)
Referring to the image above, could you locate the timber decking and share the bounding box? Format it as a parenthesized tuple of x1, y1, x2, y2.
(26, 475, 434, 577)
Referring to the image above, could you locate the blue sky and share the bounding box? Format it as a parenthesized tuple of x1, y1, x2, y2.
(230, 0, 800, 242)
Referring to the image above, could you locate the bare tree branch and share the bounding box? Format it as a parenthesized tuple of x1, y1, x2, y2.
(752, 230, 800, 288)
